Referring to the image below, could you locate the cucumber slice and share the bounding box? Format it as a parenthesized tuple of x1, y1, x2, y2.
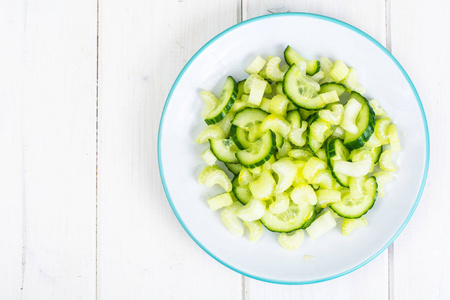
(232, 108, 268, 130)
(230, 125, 252, 150)
(330, 177, 378, 219)
(232, 177, 252, 205)
(261, 201, 315, 233)
(319, 82, 347, 96)
(284, 45, 303, 66)
(236, 130, 276, 168)
(325, 138, 350, 187)
(283, 64, 326, 110)
(209, 139, 239, 163)
(372, 146, 383, 164)
(275, 81, 284, 95)
(205, 76, 237, 125)
(301, 206, 317, 229)
(283, 45, 321, 76)
(306, 61, 321, 76)
(225, 162, 242, 175)
(343, 92, 376, 150)
(326, 139, 349, 161)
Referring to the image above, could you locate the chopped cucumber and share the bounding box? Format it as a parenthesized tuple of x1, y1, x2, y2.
(261, 202, 315, 233)
(232, 177, 252, 205)
(284, 45, 321, 75)
(330, 177, 377, 218)
(209, 139, 239, 163)
(372, 146, 383, 164)
(230, 125, 252, 150)
(283, 63, 325, 110)
(197, 46, 401, 248)
(319, 82, 347, 96)
(325, 138, 350, 187)
(236, 130, 276, 168)
(343, 92, 376, 150)
(232, 108, 268, 130)
(205, 76, 237, 125)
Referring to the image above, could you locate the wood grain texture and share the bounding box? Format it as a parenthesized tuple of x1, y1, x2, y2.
(243, 1, 389, 299)
(390, 0, 450, 299)
(97, 0, 242, 299)
(0, 0, 98, 299)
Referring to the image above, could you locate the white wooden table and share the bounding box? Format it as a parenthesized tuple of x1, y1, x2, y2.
(1, 0, 448, 299)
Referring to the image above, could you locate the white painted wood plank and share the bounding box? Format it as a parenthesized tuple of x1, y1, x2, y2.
(0, 0, 98, 299)
(245, 255, 387, 300)
(390, 1, 450, 299)
(0, 2, 26, 298)
(20, 1, 98, 299)
(243, 0, 386, 45)
(243, 1, 389, 299)
(97, 1, 242, 299)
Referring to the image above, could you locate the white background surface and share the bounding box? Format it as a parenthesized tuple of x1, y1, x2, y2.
(0, 0, 448, 299)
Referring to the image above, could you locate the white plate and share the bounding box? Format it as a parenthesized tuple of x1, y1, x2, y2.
(158, 13, 429, 284)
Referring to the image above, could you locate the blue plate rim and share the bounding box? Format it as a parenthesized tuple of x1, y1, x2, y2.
(157, 12, 430, 285)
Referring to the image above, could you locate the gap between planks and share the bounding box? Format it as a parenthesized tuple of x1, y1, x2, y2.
(21, 141, 26, 296)
(238, 1, 248, 299)
(96, 0, 100, 298)
(385, 0, 392, 52)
